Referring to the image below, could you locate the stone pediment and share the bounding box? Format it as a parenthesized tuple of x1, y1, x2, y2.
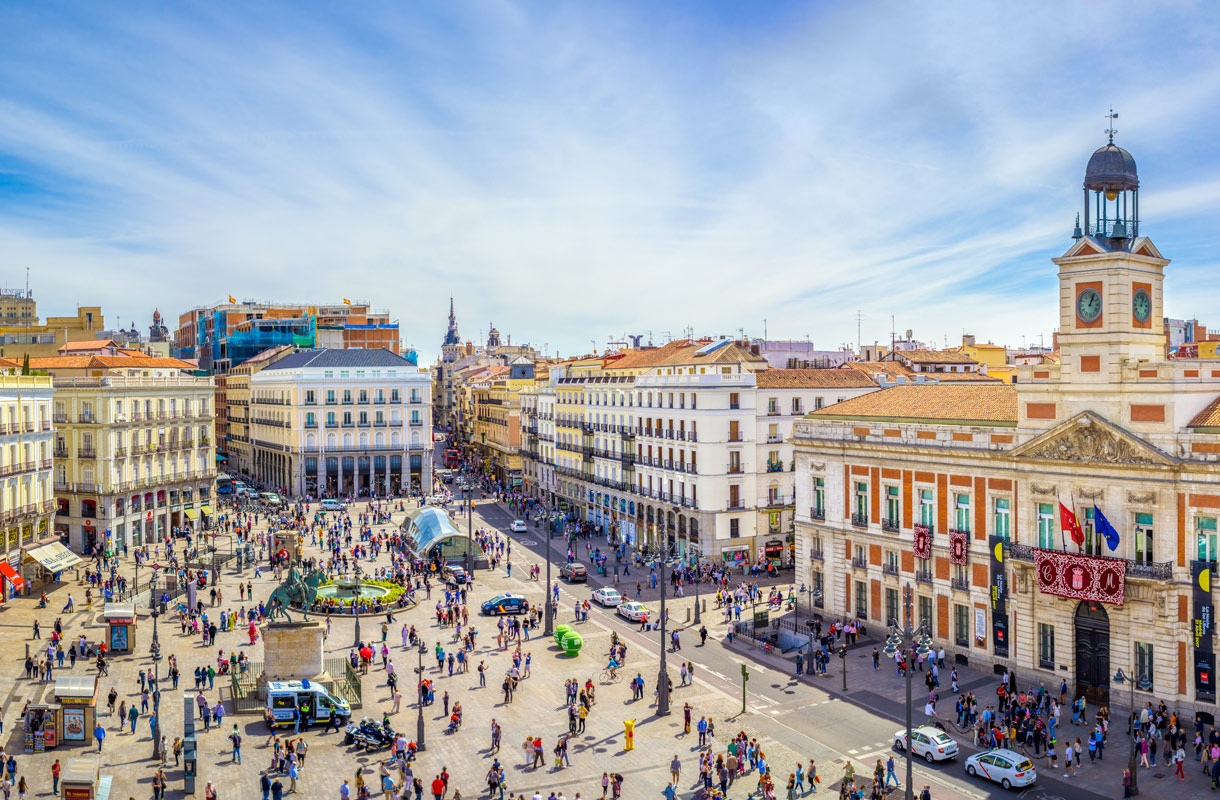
(1012, 412, 1177, 466)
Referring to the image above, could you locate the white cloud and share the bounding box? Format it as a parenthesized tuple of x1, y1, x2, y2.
(1, 1, 1219, 361)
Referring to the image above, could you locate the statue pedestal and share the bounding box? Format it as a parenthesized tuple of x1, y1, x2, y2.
(260, 621, 326, 680)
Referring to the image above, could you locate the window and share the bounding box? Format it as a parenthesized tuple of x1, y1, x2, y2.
(855, 482, 868, 522)
(886, 486, 899, 526)
(326, 412, 336, 426)
(954, 604, 970, 647)
(1134, 513, 1154, 563)
(343, 390, 352, 404)
(919, 489, 934, 527)
(767, 397, 778, 414)
(305, 390, 316, 404)
(918, 596, 932, 632)
(1136, 642, 1154, 685)
(729, 392, 740, 410)
(954, 494, 970, 532)
(1199, 517, 1218, 563)
(812, 571, 823, 606)
(305, 413, 316, 427)
(814, 397, 824, 411)
(885, 588, 899, 627)
(813, 478, 825, 517)
(729, 518, 740, 538)
(855, 581, 868, 619)
(1037, 503, 1055, 549)
(885, 550, 898, 571)
(326, 390, 336, 404)
(993, 498, 1010, 541)
(792, 397, 802, 414)
(1039, 623, 1055, 668)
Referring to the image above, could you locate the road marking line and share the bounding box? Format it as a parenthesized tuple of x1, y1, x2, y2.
(848, 749, 859, 754)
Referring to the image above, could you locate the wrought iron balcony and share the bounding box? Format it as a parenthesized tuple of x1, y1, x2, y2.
(809, 547, 824, 561)
(851, 556, 868, 569)
(882, 519, 899, 533)
(915, 569, 934, 584)
(810, 508, 825, 521)
(851, 513, 868, 528)
(950, 576, 970, 591)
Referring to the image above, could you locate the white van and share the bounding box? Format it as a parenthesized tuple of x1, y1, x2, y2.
(320, 499, 346, 512)
(260, 492, 282, 507)
(264, 680, 350, 729)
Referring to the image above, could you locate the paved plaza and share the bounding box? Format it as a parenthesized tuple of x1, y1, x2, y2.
(0, 493, 1208, 800)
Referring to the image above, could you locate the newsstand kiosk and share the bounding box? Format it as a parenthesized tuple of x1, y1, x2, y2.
(103, 603, 137, 653)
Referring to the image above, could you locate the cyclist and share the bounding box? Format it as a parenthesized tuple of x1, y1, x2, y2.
(606, 656, 621, 680)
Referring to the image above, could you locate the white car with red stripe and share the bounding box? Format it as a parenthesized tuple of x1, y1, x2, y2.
(893, 726, 958, 762)
(964, 748, 1036, 789)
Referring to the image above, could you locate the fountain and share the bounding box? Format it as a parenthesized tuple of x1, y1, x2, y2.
(315, 578, 392, 604)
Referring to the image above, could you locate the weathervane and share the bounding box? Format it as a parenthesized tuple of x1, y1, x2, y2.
(1105, 107, 1119, 144)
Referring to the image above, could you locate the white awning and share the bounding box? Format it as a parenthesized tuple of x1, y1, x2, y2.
(25, 542, 83, 572)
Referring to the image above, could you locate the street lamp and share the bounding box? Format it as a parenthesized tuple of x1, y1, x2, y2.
(415, 641, 428, 753)
(691, 546, 702, 625)
(656, 536, 673, 716)
(543, 526, 554, 638)
(1113, 667, 1153, 796)
(464, 487, 474, 578)
(799, 585, 821, 673)
(149, 573, 163, 760)
(883, 583, 933, 800)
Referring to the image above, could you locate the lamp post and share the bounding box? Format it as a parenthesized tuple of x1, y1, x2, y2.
(415, 641, 427, 752)
(883, 583, 933, 800)
(656, 536, 672, 716)
(800, 585, 821, 674)
(149, 573, 163, 760)
(1113, 667, 1153, 796)
(691, 546, 702, 625)
(465, 487, 474, 578)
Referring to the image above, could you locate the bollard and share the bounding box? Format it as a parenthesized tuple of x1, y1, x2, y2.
(686, 608, 691, 622)
(25, 643, 29, 659)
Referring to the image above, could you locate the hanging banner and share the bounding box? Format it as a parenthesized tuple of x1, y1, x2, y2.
(989, 535, 1009, 657)
(1034, 548, 1125, 606)
(1194, 560, 1216, 698)
(949, 528, 968, 565)
(913, 524, 931, 559)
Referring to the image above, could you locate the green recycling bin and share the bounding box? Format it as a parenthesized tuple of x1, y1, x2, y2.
(559, 631, 583, 656)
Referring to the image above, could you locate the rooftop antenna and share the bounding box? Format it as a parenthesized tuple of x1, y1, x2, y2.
(25, 267, 30, 298)
(1105, 107, 1119, 144)
(763, 318, 767, 340)
(890, 314, 895, 357)
(856, 310, 863, 353)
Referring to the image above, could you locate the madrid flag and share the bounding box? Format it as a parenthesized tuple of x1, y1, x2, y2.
(1059, 501, 1084, 546)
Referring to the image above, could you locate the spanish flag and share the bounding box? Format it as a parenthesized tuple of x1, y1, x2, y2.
(228, 295, 236, 304)
(343, 298, 352, 305)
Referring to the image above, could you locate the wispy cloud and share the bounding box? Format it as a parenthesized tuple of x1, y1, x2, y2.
(2, 1, 1220, 359)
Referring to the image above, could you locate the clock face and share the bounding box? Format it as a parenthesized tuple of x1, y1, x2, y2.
(1133, 289, 1151, 322)
(1077, 288, 1102, 323)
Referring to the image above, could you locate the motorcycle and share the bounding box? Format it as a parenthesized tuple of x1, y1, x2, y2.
(345, 717, 397, 750)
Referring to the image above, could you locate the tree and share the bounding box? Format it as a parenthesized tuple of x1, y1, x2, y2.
(20, 353, 29, 376)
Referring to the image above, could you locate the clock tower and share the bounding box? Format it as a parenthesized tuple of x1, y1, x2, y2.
(1051, 129, 1168, 385)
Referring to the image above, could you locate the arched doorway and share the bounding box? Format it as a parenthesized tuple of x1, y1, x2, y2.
(1075, 601, 1111, 707)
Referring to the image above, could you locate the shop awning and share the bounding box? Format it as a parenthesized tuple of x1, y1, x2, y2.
(199, 505, 212, 516)
(0, 561, 25, 591)
(25, 542, 83, 572)
(183, 509, 199, 521)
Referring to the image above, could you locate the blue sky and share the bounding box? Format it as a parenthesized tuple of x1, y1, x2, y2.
(3, 1, 1220, 363)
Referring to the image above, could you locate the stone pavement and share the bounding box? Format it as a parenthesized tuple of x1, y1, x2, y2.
(0, 499, 814, 800)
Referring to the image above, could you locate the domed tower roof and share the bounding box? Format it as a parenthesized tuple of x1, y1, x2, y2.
(1084, 143, 1138, 193)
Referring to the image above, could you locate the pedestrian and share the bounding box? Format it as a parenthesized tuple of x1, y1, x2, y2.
(94, 723, 105, 752)
(670, 754, 681, 784)
(51, 760, 60, 795)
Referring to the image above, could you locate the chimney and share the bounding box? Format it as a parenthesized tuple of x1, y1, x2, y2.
(962, 334, 976, 347)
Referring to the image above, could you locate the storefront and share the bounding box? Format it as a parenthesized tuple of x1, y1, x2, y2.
(722, 546, 749, 565)
(763, 539, 786, 567)
(0, 559, 26, 601)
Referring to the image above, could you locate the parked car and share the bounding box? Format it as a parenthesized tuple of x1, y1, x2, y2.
(560, 563, 588, 582)
(260, 492, 282, 507)
(616, 601, 649, 622)
(964, 749, 1036, 790)
(592, 587, 622, 607)
(893, 726, 959, 762)
(509, 520, 527, 533)
(481, 594, 530, 616)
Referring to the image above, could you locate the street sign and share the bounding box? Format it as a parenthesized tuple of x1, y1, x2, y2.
(151, 564, 162, 571)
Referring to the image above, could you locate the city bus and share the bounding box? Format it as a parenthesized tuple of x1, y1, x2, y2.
(216, 475, 234, 494)
(443, 449, 460, 468)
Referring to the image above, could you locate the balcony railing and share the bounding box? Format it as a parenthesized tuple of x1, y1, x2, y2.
(727, 433, 743, 442)
(53, 413, 68, 424)
(727, 464, 743, 474)
(809, 548, 824, 562)
(766, 462, 784, 473)
(1003, 542, 1173, 581)
(77, 447, 96, 459)
(726, 501, 746, 511)
(766, 434, 783, 443)
(915, 569, 933, 584)
(810, 508, 825, 521)
(851, 513, 868, 528)
(851, 556, 868, 569)
(881, 519, 899, 533)
(950, 576, 970, 591)
(882, 563, 898, 576)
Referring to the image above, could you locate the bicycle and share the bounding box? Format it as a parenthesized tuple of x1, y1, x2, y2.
(599, 668, 622, 684)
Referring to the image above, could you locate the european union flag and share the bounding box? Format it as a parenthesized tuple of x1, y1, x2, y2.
(1094, 504, 1120, 551)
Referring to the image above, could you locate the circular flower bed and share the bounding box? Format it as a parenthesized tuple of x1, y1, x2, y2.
(310, 579, 406, 612)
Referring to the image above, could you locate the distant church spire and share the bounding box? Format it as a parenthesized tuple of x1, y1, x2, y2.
(442, 296, 461, 347)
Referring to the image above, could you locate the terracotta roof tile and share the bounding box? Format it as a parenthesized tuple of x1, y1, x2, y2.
(933, 372, 1002, 382)
(809, 384, 1016, 424)
(755, 368, 877, 389)
(1189, 395, 1220, 428)
(890, 349, 979, 365)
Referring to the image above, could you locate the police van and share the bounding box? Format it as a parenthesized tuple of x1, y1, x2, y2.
(264, 680, 351, 729)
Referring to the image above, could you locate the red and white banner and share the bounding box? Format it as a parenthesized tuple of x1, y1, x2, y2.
(1034, 549, 1125, 606)
(913, 525, 931, 559)
(949, 529, 968, 565)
